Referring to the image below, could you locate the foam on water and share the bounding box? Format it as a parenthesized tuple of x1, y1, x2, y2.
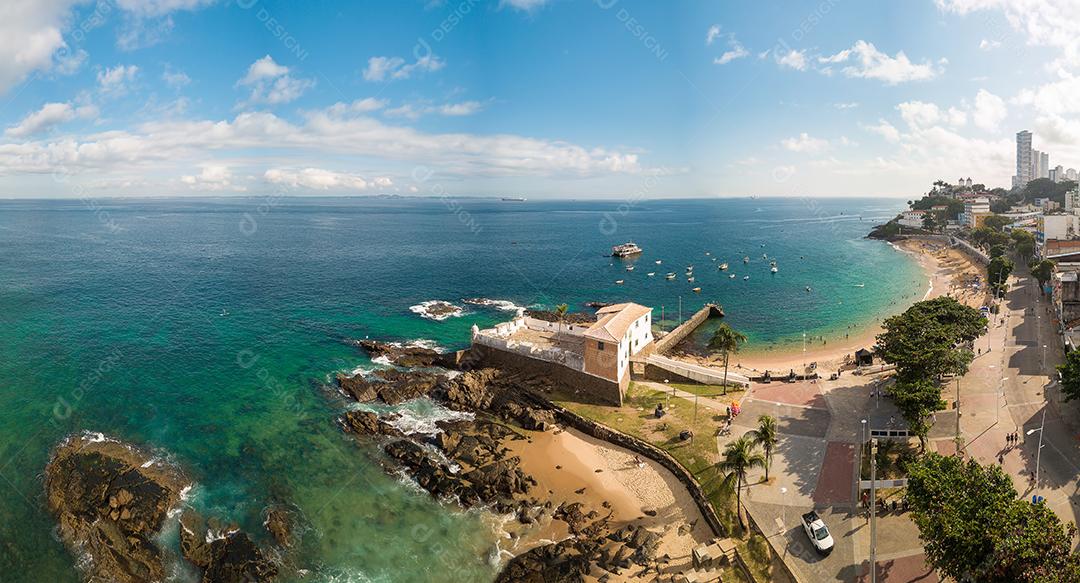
(409, 300, 465, 321)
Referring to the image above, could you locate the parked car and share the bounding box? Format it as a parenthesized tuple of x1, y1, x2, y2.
(801, 510, 834, 555)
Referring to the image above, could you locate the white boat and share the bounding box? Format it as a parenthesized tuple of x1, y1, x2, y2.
(655, 260, 662, 264)
(615, 280, 624, 285)
(626, 266, 635, 271)
(743, 276, 750, 281)
(705, 252, 711, 256)
(729, 274, 736, 279)
(688, 276, 695, 283)
(853, 283, 865, 288)
(611, 242, 643, 257)
(743, 256, 750, 263)
(771, 266, 778, 273)
(647, 272, 655, 277)
(720, 263, 729, 270)
(806, 286, 812, 292)
(666, 273, 676, 280)
(692, 287, 701, 293)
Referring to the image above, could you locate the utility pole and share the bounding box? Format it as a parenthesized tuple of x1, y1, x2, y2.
(1027, 408, 1047, 491)
(955, 377, 961, 446)
(869, 438, 878, 583)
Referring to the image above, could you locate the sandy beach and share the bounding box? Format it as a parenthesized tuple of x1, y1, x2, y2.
(695, 237, 990, 374)
(502, 426, 713, 580)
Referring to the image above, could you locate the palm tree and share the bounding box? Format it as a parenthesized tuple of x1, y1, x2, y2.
(708, 323, 747, 395)
(747, 415, 779, 482)
(555, 303, 569, 335)
(716, 435, 766, 528)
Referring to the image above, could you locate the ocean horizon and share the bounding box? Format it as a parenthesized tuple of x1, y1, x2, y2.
(0, 196, 923, 581)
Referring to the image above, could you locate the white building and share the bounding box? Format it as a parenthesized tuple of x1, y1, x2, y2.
(1016, 130, 1033, 187)
(1068, 168, 1077, 182)
(1067, 188, 1080, 213)
(583, 303, 653, 391)
(1037, 214, 1080, 244)
(1052, 165, 1065, 183)
(961, 198, 990, 227)
(899, 210, 927, 228)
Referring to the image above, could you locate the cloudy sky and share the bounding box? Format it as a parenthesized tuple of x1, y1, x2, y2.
(1, 0, 1079, 198)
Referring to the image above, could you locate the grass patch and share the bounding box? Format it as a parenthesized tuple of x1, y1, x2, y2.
(554, 381, 779, 580)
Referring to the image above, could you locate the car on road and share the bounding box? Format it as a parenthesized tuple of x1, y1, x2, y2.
(801, 510, 834, 555)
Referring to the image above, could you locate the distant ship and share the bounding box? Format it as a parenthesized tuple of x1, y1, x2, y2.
(501, 197, 527, 202)
(611, 242, 643, 257)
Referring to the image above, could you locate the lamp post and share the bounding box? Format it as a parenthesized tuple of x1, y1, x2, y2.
(869, 438, 878, 583)
(1026, 408, 1047, 491)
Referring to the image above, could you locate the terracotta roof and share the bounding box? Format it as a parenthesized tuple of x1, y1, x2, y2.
(585, 303, 651, 343)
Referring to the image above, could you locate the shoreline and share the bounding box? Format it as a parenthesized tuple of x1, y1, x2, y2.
(683, 236, 987, 373)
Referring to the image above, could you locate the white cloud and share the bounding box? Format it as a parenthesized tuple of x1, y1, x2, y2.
(325, 98, 387, 116)
(162, 68, 191, 89)
(97, 65, 139, 94)
(972, 89, 1007, 131)
(978, 38, 1001, 51)
(864, 119, 901, 143)
(820, 40, 942, 84)
(937, 0, 1080, 68)
(0, 0, 79, 94)
(897, 101, 967, 129)
(55, 49, 88, 75)
(499, 0, 548, 10)
(716, 45, 749, 65)
(834, 102, 860, 109)
(5, 102, 95, 138)
(264, 167, 391, 192)
(236, 55, 314, 106)
(706, 25, 722, 46)
(780, 132, 828, 153)
(385, 100, 486, 120)
(775, 49, 807, 71)
(181, 164, 240, 191)
(363, 54, 445, 82)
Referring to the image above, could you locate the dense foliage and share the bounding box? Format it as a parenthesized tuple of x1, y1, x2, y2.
(1011, 230, 1036, 260)
(988, 256, 1014, 296)
(906, 453, 1080, 582)
(1030, 260, 1055, 290)
(1057, 350, 1080, 403)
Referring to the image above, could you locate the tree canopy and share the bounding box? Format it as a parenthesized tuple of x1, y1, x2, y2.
(1056, 349, 1080, 403)
(1011, 230, 1036, 259)
(988, 256, 1014, 296)
(1031, 260, 1055, 290)
(906, 453, 1080, 582)
(983, 214, 1012, 233)
(1016, 178, 1078, 205)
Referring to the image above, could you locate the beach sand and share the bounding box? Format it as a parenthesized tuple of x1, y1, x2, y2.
(713, 237, 989, 373)
(501, 426, 713, 580)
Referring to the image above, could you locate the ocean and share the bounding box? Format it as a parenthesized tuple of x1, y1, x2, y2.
(0, 196, 923, 582)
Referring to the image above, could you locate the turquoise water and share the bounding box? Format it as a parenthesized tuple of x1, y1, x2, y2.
(0, 197, 922, 581)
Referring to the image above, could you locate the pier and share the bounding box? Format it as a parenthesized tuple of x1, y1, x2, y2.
(652, 303, 724, 355)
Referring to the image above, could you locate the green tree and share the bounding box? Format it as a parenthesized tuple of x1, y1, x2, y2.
(983, 214, 1011, 233)
(922, 212, 937, 232)
(890, 379, 947, 450)
(971, 227, 1009, 250)
(1031, 260, 1055, 290)
(989, 244, 1007, 259)
(716, 436, 765, 528)
(988, 256, 1014, 296)
(906, 453, 1080, 582)
(1011, 230, 1036, 259)
(708, 323, 747, 395)
(874, 438, 898, 479)
(1056, 350, 1080, 403)
(747, 415, 778, 482)
(555, 303, 568, 334)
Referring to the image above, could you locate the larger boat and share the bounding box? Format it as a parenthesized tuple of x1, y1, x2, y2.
(611, 242, 643, 257)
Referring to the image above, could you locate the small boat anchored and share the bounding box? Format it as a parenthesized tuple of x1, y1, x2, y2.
(692, 287, 702, 293)
(647, 272, 655, 277)
(743, 256, 750, 264)
(655, 260, 662, 264)
(853, 283, 865, 288)
(666, 273, 676, 280)
(687, 276, 696, 283)
(615, 279, 625, 285)
(626, 266, 635, 271)
(743, 276, 750, 281)
(729, 274, 737, 279)
(720, 263, 729, 271)
(771, 266, 778, 273)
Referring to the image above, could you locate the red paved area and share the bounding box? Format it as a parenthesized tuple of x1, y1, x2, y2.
(747, 381, 827, 409)
(858, 553, 937, 583)
(812, 441, 855, 505)
(933, 440, 956, 456)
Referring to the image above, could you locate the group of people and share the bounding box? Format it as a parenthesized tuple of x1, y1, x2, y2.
(860, 491, 909, 520)
(997, 431, 1021, 466)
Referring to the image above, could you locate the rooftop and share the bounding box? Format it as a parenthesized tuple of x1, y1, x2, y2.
(585, 302, 652, 343)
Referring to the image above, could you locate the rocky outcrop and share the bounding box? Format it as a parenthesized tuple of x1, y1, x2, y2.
(336, 369, 444, 406)
(495, 519, 661, 582)
(354, 339, 446, 368)
(434, 368, 555, 430)
(338, 410, 403, 438)
(179, 510, 278, 583)
(263, 505, 295, 548)
(44, 434, 189, 583)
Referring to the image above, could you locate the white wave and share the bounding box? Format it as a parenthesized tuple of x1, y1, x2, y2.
(462, 297, 527, 317)
(356, 398, 474, 437)
(409, 300, 464, 321)
(370, 355, 393, 366)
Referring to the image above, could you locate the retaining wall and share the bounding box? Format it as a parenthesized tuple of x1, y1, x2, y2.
(466, 343, 622, 406)
(654, 304, 723, 355)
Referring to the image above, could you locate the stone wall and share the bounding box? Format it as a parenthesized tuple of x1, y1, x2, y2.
(653, 304, 722, 355)
(466, 343, 623, 406)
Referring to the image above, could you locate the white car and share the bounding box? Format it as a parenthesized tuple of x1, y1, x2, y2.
(801, 511, 835, 555)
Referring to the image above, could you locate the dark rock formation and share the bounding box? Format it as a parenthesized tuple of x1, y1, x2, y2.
(44, 434, 189, 583)
(336, 373, 379, 403)
(263, 505, 295, 548)
(495, 539, 593, 583)
(337, 410, 403, 438)
(336, 368, 443, 406)
(180, 510, 278, 583)
(355, 339, 446, 368)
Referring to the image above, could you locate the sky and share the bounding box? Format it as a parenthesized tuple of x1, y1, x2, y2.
(2, 0, 1080, 199)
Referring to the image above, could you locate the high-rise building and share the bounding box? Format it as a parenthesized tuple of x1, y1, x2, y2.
(1040, 151, 1051, 179)
(1052, 165, 1065, 183)
(1069, 168, 1078, 182)
(1066, 187, 1080, 213)
(1016, 130, 1033, 187)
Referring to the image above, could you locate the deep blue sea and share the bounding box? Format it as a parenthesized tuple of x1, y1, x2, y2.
(0, 196, 922, 582)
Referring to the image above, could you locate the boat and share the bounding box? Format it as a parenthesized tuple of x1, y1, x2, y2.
(771, 266, 778, 273)
(501, 196, 527, 202)
(615, 280, 624, 285)
(705, 252, 711, 256)
(626, 266, 635, 271)
(743, 256, 750, 263)
(720, 263, 729, 270)
(666, 273, 676, 280)
(220, 309, 229, 317)
(806, 286, 812, 292)
(743, 276, 750, 281)
(692, 287, 701, 293)
(688, 276, 695, 283)
(729, 274, 736, 279)
(853, 283, 865, 288)
(611, 242, 643, 257)
(655, 260, 662, 264)
(647, 272, 655, 277)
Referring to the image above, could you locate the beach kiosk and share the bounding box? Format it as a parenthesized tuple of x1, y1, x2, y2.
(854, 348, 874, 367)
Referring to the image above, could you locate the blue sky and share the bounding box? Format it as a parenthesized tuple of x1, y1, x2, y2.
(1, 0, 1078, 198)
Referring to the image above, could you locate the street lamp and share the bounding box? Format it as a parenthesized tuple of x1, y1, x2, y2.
(779, 487, 788, 533)
(1026, 408, 1048, 491)
(870, 438, 878, 583)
